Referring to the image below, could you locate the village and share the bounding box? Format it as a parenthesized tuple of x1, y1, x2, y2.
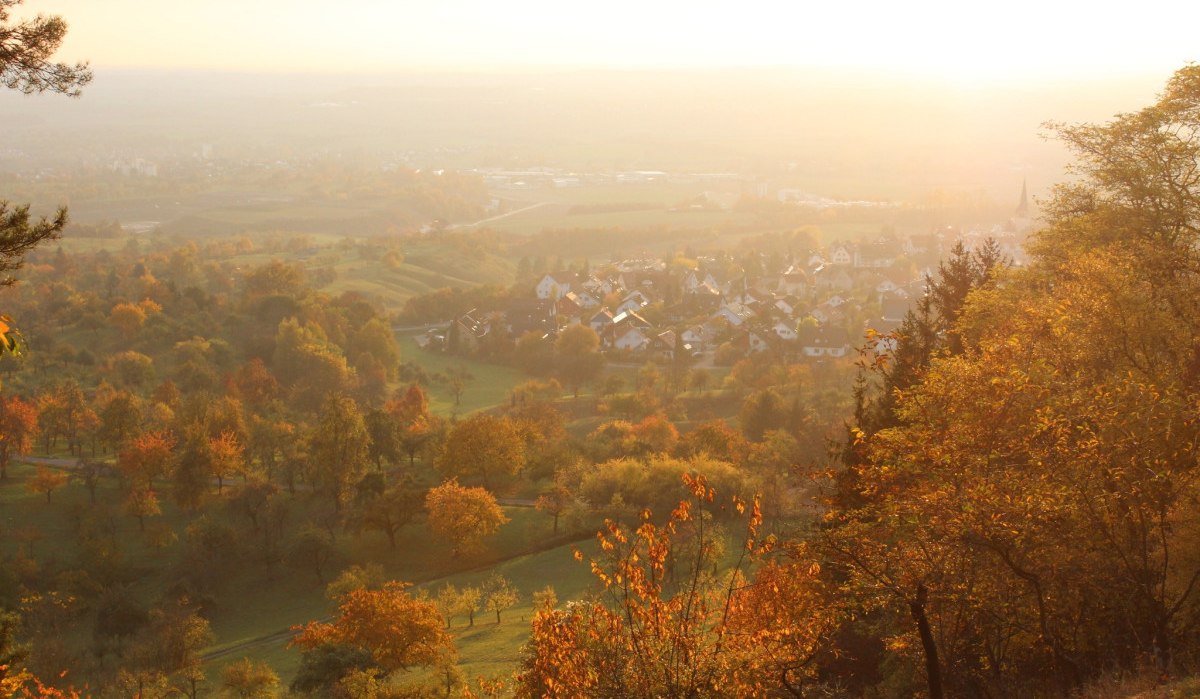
(415, 217, 1029, 368)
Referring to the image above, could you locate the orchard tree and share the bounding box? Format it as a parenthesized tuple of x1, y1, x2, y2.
(220, 658, 279, 699)
(108, 302, 146, 335)
(364, 408, 400, 471)
(354, 479, 423, 549)
(207, 430, 245, 493)
(26, 466, 67, 503)
(118, 430, 176, 490)
(387, 383, 434, 466)
(124, 488, 161, 532)
(555, 324, 603, 398)
(288, 525, 338, 585)
(0, 394, 37, 479)
(436, 413, 525, 490)
(307, 394, 370, 510)
(99, 391, 142, 453)
(424, 480, 508, 557)
(535, 480, 573, 535)
(482, 574, 519, 625)
(291, 581, 454, 675)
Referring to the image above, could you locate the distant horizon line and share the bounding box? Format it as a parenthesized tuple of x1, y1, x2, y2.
(60, 63, 1177, 87)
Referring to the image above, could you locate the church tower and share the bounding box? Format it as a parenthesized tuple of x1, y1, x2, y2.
(1015, 178, 1030, 218)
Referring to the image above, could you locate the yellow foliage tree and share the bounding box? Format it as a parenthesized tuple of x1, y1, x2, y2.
(424, 480, 508, 557)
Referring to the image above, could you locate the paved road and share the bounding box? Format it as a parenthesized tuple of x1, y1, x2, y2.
(20, 456, 83, 468)
(448, 202, 548, 229)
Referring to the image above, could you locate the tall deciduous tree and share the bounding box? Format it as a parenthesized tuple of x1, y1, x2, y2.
(307, 394, 369, 510)
(823, 66, 1200, 696)
(0, 394, 36, 479)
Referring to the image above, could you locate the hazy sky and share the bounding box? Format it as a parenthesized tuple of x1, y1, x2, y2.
(20, 0, 1200, 83)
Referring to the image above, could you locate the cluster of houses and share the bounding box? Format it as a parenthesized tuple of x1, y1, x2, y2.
(416, 228, 1026, 364)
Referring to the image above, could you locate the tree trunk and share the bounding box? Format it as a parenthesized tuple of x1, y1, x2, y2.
(910, 583, 944, 699)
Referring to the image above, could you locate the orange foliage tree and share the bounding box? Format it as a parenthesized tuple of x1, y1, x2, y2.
(0, 395, 37, 480)
(291, 581, 454, 675)
(117, 430, 175, 490)
(424, 480, 508, 557)
(515, 474, 842, 698)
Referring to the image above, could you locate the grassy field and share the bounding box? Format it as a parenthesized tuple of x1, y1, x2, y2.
(486, 204, 757, 237)
(0, 456, 606, 689)
(396, 333, 527, 417)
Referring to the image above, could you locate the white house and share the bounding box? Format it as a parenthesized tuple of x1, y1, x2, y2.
(829, 244, 854, 266)
(614, 326, 652, 352)
(712, 303, 754, 327)
(681, 325, 706, 350)
(564, 290, 600, 310)
(589, 309, 616, 335)
(536, 272, 577, 300)
(799, 326, 851, 358)
(614, 290, 651, 315)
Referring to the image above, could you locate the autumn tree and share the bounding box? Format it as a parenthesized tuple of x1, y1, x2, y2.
(458, 586, 483, 628)
(350, 317, 402, 380)
(108, 302, 146, 335)
(307, 394, 370, 510)
(535, 478, 573, 535)
(738, 387, 787, 442)
(387, 383, 434, 467)
(129, 598, 213, 692)
(36, 381, 94, 455)
(675, 420, 747, 465)
(438, 364, 474, 407)
(424, 480, 509, 557)
(26, 466, 67, 503)
(207, 431, 245, 494)
(436, 413, 525, 490)
(821, 66, 1200, 696)
(288, 525, 338, 585)
(326, 563, 386, 602)
(359, 409, 395, 473)
(98, 391, 142, 453)
(481, 574, 519, 625)
(554, 324, 603, 398)
(516, 474, 840, 698)
(291, 581, 454, 677)
(0, 394, 37, 479)
(510, 400, 573, 480)
(353, 478, 423, 549)
(220, 658, 279, 699)
(117, 430, 175, 490)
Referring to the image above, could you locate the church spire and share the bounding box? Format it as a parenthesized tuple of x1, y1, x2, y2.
(1015, 179, 1029, 217)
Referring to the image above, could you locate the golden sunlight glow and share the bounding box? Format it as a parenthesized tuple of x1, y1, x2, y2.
(25, 0, 1200, 82)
